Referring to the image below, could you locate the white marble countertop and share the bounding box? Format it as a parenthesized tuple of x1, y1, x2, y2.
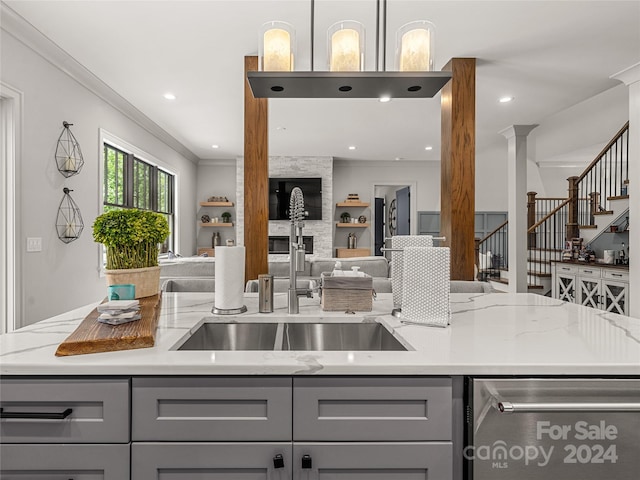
(1, 292, 639, 376)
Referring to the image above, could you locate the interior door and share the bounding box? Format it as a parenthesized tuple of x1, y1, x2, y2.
(396, 186, 410, 235)
(374, 197, 384, 256)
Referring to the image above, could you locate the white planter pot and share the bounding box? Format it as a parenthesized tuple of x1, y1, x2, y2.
(105, 266, 161, 298)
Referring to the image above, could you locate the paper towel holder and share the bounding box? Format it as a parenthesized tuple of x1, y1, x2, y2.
(212, 305, 247, 315)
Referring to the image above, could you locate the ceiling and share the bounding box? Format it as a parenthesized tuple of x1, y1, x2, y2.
(4, 0, 639, 163)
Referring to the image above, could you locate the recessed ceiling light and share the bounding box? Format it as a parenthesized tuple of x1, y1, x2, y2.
(348, 146, 357, 150)
(379, 95, 391, 103)
(163, 93, 176, 100)
(211, 145, 219, 149)
(425, 146, 433, 151)
(395, 157, 403, 161)
(499, 96, 514, 103)
(275, 126, 287, 130)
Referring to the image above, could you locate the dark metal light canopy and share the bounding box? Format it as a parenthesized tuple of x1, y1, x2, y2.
(247, 71, 451, 99)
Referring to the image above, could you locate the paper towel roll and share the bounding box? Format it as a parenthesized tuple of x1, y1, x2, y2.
(214, 246, 246, 312)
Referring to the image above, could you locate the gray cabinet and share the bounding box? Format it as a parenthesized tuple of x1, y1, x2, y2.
(0, 377, 130, 479)
(293, 443, 452, 480)
(0, 443, 130, 479)
(132, 376, 292, 441)
(293, 376, 452, 441)
(132, 443, 292, 480)
(130, 376, 454, 480)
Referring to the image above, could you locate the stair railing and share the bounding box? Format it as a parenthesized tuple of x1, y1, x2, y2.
(572, 122, 629, 229)
(526, 198, 571, 286)
(475, 220, 508, 280)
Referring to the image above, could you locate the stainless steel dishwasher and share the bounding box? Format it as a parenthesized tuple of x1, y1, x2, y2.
(465, 378, 640, 479)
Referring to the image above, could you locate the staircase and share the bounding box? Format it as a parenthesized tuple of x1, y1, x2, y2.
(477, 122, 629, 294)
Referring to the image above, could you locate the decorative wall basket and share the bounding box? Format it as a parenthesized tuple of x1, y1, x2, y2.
(105, 266, 161, 299)
(55, 121, 84, 177)
(56, 188, 84, 243)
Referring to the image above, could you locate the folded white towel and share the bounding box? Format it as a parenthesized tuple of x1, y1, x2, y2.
(400, 246, 451, 327)
(390, 235, 434, 308)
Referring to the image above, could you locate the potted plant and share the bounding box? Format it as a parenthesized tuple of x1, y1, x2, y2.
(221, 211, 232, 224)
(93, 209, 170, 298)
(340, 211, 351, 224)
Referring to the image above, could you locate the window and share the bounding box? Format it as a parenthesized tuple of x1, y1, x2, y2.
(103, 143, 175, 252)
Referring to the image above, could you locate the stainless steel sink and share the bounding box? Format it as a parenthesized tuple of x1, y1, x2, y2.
(177, 322, 279, 350)
(176, 320, 407, 351)
(282, 322, 406, 351)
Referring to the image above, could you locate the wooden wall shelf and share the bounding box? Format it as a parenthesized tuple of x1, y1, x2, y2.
(199, 222, 233, 227)
(336, 201, 370, 208)
(336, 248, 371, 258)
(199, 201, 234, 207)
(336, 223, 369, 228)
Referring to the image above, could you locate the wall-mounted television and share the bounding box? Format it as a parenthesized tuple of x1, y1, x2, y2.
(269, 177, 323, 220)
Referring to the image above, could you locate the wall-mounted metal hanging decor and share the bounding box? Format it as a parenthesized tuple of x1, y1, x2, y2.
(55, 121, 84, 177)
(56, 188, 84, 243)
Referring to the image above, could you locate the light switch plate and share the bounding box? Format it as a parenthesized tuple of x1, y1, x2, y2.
(26, 237, 42, 252)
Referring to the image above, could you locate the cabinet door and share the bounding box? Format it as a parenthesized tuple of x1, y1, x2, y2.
(293, 377, 452, 441)
(577, 276, 600, 309)
(132, 377, 292, 441)
(554, 272, 576, 303)
(293, 442, 452, 480)
(0, 443, 130, 480)
(132, 443, 292, 480)
(601, 279, 628, 315)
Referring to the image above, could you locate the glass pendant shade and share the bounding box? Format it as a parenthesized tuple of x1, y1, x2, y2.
(327, 21, 365, 72)
(396, 20, 435, 71)
(56, 188, 84, 244)
(260, 21, 295, 71)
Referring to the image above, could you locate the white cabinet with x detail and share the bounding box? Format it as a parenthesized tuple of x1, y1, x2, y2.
(552, 262, 629, 315)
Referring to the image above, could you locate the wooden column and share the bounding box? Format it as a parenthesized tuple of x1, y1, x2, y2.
(440, 58, 476, 280)
(244, 56, 269, 281)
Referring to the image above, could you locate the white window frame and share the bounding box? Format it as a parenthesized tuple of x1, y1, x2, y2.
(98, 129, 178, 275)
(1, 83, 23, 333)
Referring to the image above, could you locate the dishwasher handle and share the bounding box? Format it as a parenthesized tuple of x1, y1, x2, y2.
(497, 401, 640, 414)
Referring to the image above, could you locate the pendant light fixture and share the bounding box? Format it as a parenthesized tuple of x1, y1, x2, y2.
(248, 0, 450, 98)
(396, 20, 435, 71)
(260, 21, 295, 71)
(327, 20, 365, 72)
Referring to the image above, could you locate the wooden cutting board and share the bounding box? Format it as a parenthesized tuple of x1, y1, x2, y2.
(55, 294, 162, 356)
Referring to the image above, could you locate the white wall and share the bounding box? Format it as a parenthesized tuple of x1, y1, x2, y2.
(530, 84, 629, 197)
(1, 31, 198, 326)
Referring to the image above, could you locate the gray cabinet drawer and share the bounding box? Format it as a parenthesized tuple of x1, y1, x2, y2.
(293, 442, 452, 479)
(0, 443, 130, 479)
(293, 376, 452, 441)
(0, 377, 130, 443)
(132, 376, 292, 441)
(132, 442, 292, 480)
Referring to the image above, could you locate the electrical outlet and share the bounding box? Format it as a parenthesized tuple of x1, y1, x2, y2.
(26, 237, 42, 252)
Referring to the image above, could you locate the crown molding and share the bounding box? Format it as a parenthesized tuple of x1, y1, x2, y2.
(0, 2, 200, 165)
(198, 158, 237, 167)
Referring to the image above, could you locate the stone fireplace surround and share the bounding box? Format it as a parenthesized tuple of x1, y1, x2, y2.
(236, 156, 333, 260)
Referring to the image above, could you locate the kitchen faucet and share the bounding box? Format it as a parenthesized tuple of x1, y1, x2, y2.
(288, 187, 312, 314)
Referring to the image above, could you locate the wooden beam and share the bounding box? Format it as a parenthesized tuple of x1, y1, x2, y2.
(244, 56, 269, 282)
(440, 58, 476, 280)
